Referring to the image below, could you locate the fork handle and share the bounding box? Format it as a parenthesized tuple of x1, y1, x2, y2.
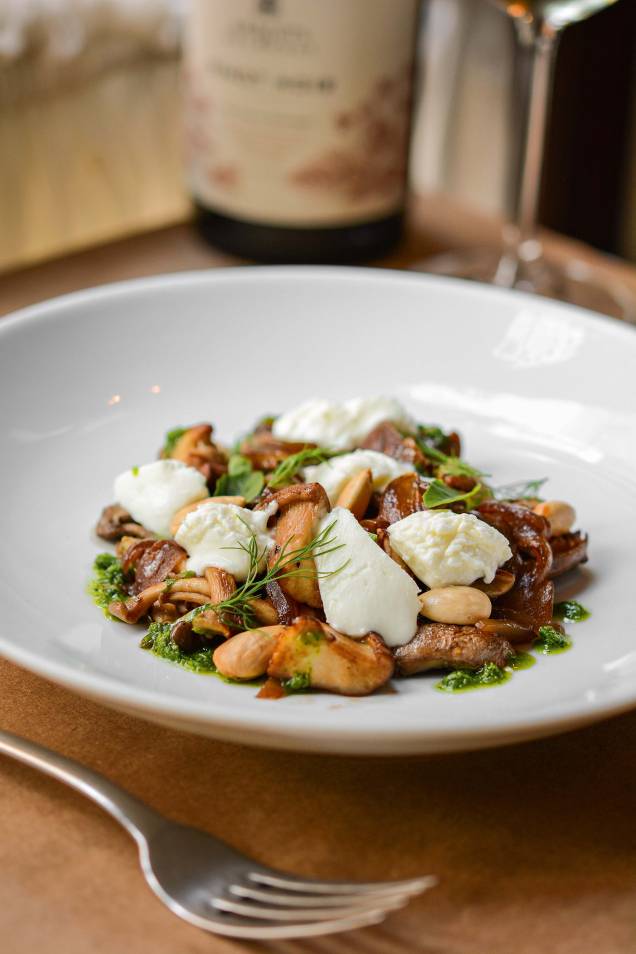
(0, 728, 162, 845)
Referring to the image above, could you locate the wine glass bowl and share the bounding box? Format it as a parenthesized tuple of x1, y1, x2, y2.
(416, 0, 633, 322)
(490, 1, 619, 31)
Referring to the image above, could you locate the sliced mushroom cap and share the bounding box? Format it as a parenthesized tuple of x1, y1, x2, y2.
(240, 431, 316, 473)
(358, 421, 426, 470)
(266, 579, 300, 626)
(267, 618, 395, 696)
(122, 539, 187, 594)
(377, 473, 428, 524)
(108, 583, 166, 624)
(472, 569, 516, 597)
(96, 504, 150, 542)
(266, 482, 330, 608)
(162, 423, 228, 487)
(477, 501, 554, 633)
(394, 623, 514, 676)
(548, 531, 589, 578)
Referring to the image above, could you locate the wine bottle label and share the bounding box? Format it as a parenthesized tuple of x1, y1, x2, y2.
(185, 0, 419, 228)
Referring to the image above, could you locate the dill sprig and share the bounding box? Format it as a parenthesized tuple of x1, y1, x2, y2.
(267, 447, 338, 490)
(175, 520, 347, 633)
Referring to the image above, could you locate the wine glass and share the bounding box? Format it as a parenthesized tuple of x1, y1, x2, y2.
(416, 0, 634, 321)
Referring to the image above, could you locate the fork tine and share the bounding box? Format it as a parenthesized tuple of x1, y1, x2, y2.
(211, 896, 407, 922)
(229, 884, 414, 908)
(249, 872, 438, 896)
(191, 907, 388, 939)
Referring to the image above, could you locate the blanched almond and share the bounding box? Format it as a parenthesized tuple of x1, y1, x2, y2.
(532, 500, 576, 536)
(335, 468, 373, 520)
(418, 586, 492, 625)
(213, 626, 284, 680)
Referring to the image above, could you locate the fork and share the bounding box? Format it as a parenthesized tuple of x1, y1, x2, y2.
(0, 729, 436, 939)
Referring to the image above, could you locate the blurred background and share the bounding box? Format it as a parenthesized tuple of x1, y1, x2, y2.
(1, 0, 634, 274)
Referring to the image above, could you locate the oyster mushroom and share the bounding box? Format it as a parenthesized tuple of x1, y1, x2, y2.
(265, 482, 330, 608)
(377, 473, 428, 524)
(267, 618, 395, 696)
(162, 423, 228, 487)
(96, 504, 150, 542)
(394, 623, 514, 676)
(240, 430, 316, 473)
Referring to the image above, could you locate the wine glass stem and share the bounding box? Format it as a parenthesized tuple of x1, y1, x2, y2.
(497, 22, 560, 286)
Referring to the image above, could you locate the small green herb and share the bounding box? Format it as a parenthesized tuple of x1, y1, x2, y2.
(141, 621, 217, 673)
(416, 424, 448, 447)
(163, 426, 187, 456)
(535, 625, 571, 654)
(492, 478, 547, 501)
(214, 454, 264, 502)
(267, 447, 337, 490)
(173, 520, 347, 634)
(423, 478, 484, 510)
(282, 671, 311, 693)
(88, 553, 128, 616)
(416, 440, 487, 479)
(367, 531, 378, 542)
(131, 465, 139, 477)
(554, 600, 590, 622)
(437, 662, 508, 693)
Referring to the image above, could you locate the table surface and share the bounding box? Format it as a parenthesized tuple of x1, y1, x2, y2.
(2, 198, 636, 954)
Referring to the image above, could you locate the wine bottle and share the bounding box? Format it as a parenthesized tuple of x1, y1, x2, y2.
(184, 0, 420, 263)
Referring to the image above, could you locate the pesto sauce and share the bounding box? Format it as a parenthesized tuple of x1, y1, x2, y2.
(436, 662, 510, 694)
(140, 622, 262, 685)
(509, 652, 536, 671)
(88, 553, 128, 618)
(554, 600, 590, 623)
(140, 623, 217, 673)
(534, 625, 572, 655)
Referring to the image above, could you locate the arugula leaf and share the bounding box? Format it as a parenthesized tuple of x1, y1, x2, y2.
(162, 426, 187, 456)
(554, 600, 590, 623)
(492, 478, 547, 501)
(416, 424, 447, 445)
(267, 447, 337, 490)
(214, 454, 264, 502)
(423, 478, 483, 510)
(414, 429, 487, 479)
(535, 625, 571, 654)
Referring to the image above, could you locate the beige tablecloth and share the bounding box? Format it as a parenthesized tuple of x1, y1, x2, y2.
(2, 210, 636, 953)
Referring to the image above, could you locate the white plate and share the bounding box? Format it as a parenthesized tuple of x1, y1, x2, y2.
(1, 267, 635, 755)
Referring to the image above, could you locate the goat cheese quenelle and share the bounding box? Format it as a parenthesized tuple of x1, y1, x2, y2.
(91, 396, 590, 699)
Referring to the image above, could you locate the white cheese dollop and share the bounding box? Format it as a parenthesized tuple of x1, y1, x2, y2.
(387, 510, 512, 589)
(272, 396, 415, 451)
(114, 460, 208, 537)
(174, 501, 276, 580)
(315, 507, 420, 648)
(303, 450, 415, 504)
